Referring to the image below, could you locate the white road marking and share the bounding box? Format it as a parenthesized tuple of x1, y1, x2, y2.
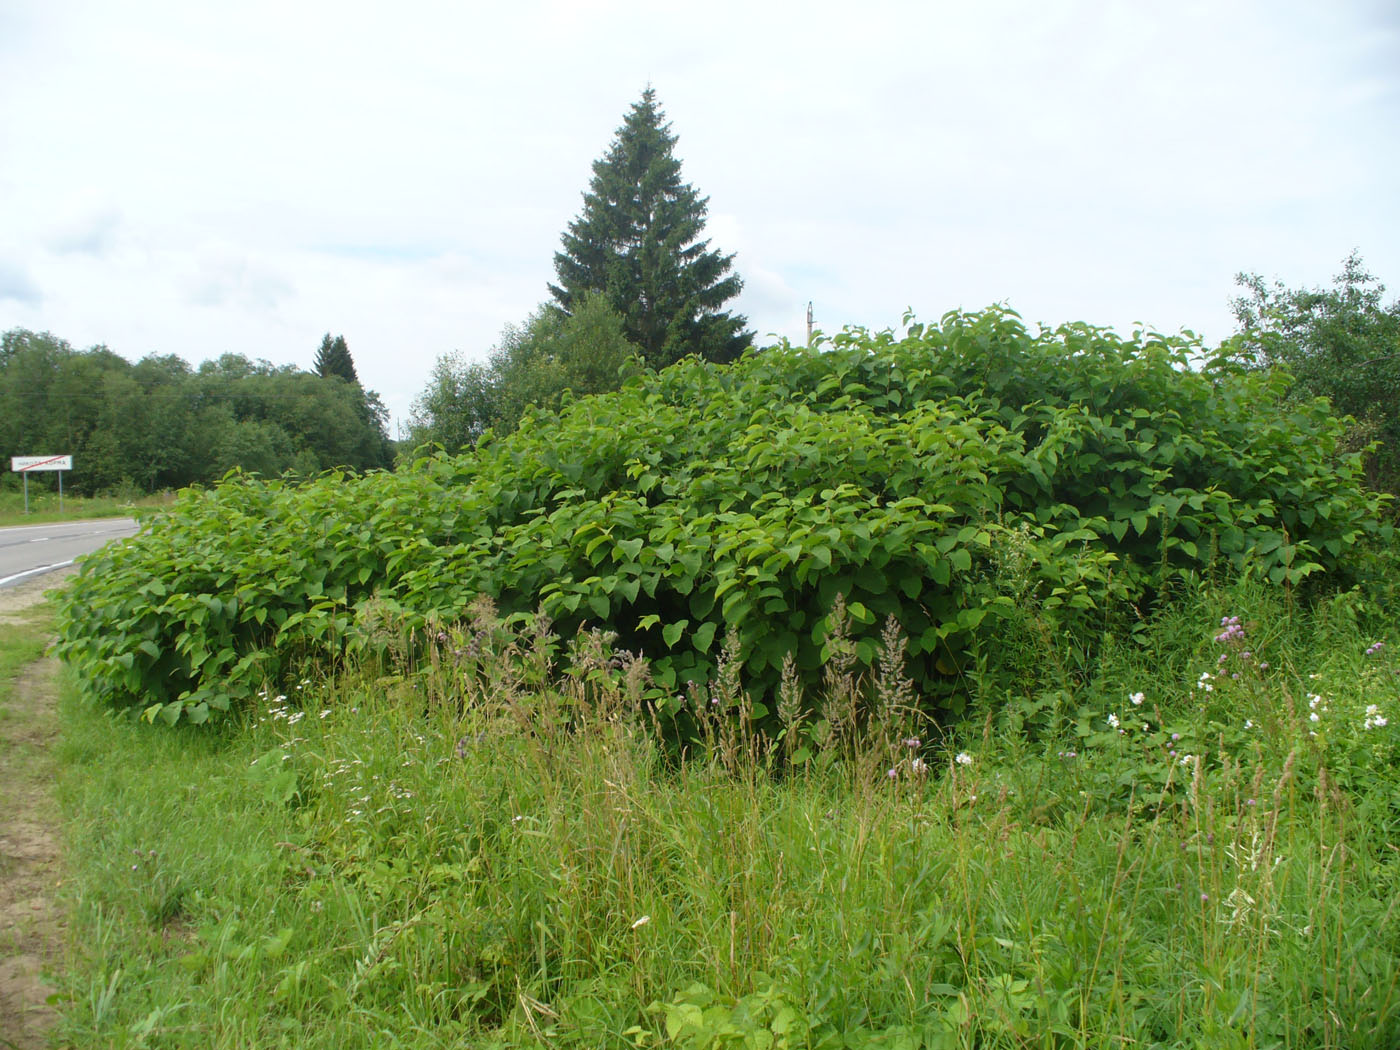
(0, 560, 76, 588)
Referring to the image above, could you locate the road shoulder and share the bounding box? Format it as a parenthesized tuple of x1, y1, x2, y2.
(0, 572, 71, 1048)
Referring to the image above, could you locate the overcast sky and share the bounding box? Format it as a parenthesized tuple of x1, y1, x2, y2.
(2, 0, 1397, 433)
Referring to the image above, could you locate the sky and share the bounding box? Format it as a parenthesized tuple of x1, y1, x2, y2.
(2, 0, 1398, 435)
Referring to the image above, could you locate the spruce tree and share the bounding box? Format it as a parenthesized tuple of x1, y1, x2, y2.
(313, 333, 358, 384)
(550, 88, 752, 368)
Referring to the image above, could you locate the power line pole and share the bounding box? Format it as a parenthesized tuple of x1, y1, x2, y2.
(806, 301, 814, 347)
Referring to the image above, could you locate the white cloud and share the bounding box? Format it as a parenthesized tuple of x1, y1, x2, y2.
(184, 246, 295, 311)
(0, 0, 1396, 429)
(0, 261, 41, 305)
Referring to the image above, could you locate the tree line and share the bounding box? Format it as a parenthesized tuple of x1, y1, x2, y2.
(0, 330, 393, 497)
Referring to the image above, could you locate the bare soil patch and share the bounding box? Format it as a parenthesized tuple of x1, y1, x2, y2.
(0, 571, 70, 1049)
(0, 567, 73, 622)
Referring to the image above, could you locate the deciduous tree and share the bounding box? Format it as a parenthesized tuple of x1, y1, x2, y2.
(1232, 251, 1400, 493)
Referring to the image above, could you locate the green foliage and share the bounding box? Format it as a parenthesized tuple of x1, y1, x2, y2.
(0, 331, 393, 495)
(406, 350, 501, 453)
(50, 574, 1400, 1047)
(549, 87, 752, 368)
(57, 307, 1390, 728)
(406, 293, 641, 453)
(313, 333, 358, 384)
(1232, 251, 1400, 493)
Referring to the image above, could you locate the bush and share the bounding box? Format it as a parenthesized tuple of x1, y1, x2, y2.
(55, 308, 1390, 728)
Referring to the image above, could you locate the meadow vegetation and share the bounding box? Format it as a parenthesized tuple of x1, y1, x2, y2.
(44, 307, 1400, 1046)
(49, 572, 1400, 1047)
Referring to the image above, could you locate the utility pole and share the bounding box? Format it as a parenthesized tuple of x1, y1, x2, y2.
(806, 302, 814, 348)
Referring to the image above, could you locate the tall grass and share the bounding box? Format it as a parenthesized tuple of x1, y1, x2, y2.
(52, 575, 1400, 1048)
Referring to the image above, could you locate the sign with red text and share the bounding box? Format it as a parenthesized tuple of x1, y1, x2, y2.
(11, 455, 73, 472)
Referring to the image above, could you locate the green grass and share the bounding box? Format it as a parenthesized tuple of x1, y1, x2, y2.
(0, 609, 49, 699)
(50, 577, 1400, 1048)
(0, 490, 174, 527)
(0, 601, 53, 768)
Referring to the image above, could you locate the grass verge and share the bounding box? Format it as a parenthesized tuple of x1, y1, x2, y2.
(0, 491, 174, 528)
(0, 594, 65, 1046)
(53, 577, 1400, 1048)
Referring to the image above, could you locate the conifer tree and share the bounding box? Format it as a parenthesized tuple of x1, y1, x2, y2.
(313, 333, 358, 384)
(550, 88, 752, 368)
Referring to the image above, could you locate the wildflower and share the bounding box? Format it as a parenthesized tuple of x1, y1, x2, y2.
(1200, 892, 1209, 903)
(631, 915, 651, 930)
(1246, 798, 1256, 807)
(1243, 719, 1254, 730)
(887, 768, 898, 780)
(1129, 692, 1145, 706)
(1195, 672, 1214, 693)
(1171, 732, 1180, 742)
(955, 751, 973, 766)
(1214, 617, 1245, 644)
(1259, 661, 1269, 670)
(1366, 642, 1384, 657)
(1106, 713, 1120, 730)
(1309, 712, 1320, 723)
(1179, 754, 1193, 766)
(902, 737, 921, 750)
(910, 757, 928, 775)
(1364, 704, 1388, 730)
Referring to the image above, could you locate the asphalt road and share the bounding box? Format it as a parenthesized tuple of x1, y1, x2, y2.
(0, 518, 140, 589)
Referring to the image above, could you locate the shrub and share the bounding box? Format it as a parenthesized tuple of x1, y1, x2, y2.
(55, 308, 1390, 728)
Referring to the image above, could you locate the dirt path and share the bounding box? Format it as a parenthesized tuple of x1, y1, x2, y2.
(0, 569, 72, 1050)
